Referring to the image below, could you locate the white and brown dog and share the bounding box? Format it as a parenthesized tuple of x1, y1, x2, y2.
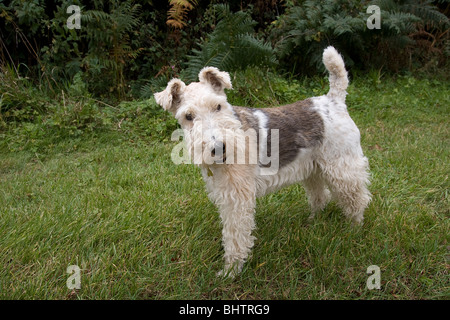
(155, 46, 371, 277)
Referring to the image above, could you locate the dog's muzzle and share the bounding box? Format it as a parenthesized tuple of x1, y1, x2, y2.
(211, 141, 226, 163)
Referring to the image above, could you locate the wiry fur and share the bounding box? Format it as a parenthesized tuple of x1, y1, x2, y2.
(155, 46, 371, 278)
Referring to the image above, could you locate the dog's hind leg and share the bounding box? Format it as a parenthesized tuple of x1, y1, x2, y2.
(302, 168, 331, 221)
(320, 156, 371, 225)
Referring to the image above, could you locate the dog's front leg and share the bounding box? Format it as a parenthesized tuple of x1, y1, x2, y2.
(206, 166, 257, 278)
(217, 196, 256, 278)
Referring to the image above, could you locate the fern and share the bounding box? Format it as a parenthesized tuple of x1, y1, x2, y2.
(382, 11, 420, 35)
(167, 0, 197, 29)
(184, 4, 277, 82)
(274, 0, 366, 73)
(373, 0, 449, 28)
(272, 0, 449, 73)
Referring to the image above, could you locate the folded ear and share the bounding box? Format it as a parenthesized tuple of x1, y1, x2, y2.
(198, 67, 232, 93)
(154, 78, 186, 114)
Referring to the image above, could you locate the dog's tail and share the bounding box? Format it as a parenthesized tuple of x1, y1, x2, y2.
(322, 46, 348, 102)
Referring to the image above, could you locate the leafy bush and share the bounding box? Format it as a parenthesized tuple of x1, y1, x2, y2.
(225, 67, 319, 108)
(184, 4, 277, 82)
(0, 0, 197, 100)
(42, 73, 106, 137)
(106, 99, 179, 140)
(270, 0, 449, 74)
(81, 1, 143, 99)
(0, 64, 48, 125)
(1, 0, 447, 104)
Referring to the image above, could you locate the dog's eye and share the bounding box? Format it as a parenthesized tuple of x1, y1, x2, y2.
(217, 104, 221, 111)
(186, 113, 193, 121)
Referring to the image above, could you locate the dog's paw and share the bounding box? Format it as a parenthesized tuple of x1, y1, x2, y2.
(351, 215, 364, 226)
(216, 268, 236, 279)
(217, 262, 243, 279)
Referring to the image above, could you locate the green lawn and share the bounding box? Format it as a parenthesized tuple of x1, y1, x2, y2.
(0, 74, 448, 299)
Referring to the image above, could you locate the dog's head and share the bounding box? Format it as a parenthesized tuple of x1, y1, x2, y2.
(155, 67, 244, 166)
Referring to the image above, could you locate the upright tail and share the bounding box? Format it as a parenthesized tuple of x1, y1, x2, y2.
(322, 46, 348, 102)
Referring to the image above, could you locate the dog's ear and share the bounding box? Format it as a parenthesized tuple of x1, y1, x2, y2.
(199, 67, 232, 93)
(154, 78, 186, 114)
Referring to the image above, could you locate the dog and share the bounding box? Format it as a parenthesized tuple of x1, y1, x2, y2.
(155, 46, 371, 277)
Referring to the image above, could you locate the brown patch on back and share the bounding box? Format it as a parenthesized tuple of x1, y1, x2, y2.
(262, 98, 324, 167)
(231, 99, 324, 168)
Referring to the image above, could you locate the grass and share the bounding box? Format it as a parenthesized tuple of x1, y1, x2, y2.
(0, 71, 449, 299)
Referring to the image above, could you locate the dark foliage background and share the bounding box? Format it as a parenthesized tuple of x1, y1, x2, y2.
(0, 0, 448, 102)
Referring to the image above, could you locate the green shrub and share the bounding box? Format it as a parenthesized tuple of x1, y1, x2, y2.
(270, 0, 449, 74)
(0, 64, 48, 124)
(184, 4, 277, 82)
(109, 99, 179, 140)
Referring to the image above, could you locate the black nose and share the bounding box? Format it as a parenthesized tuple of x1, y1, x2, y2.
(211, 141, 226, 158)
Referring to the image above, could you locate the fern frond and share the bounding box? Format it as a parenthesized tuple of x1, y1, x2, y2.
(167, 0, 197, 29)
(184, 5, 276, 82)
(403, 0, 449, 28)
(383, 11, 420, 34)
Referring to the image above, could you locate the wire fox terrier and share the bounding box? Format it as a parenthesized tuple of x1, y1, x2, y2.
(155, 46, 371, 277)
